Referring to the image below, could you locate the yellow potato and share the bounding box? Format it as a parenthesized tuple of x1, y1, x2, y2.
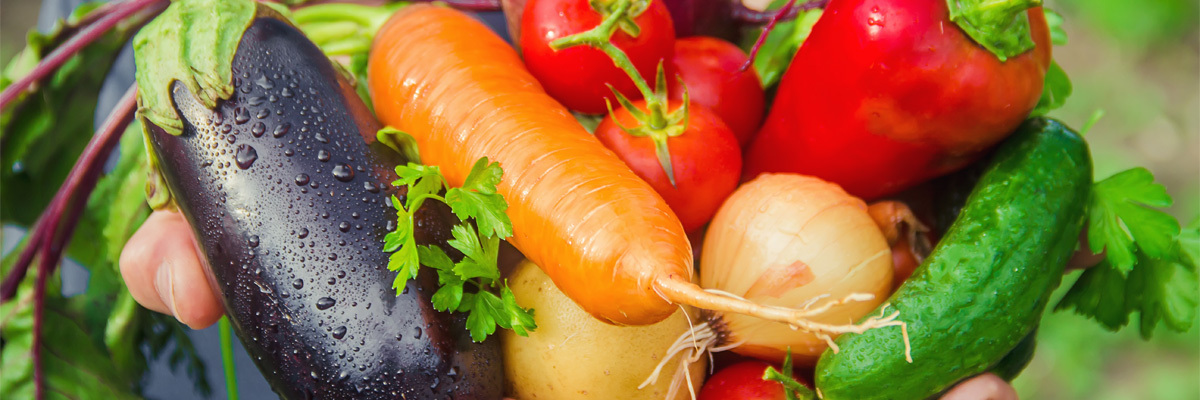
(502, 260, 707, 400)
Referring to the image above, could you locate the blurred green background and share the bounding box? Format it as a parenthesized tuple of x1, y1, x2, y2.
(1007, 1, 1199, 399)
(2, 0, 1197, 398)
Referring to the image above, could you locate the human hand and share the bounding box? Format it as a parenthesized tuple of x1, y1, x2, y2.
(119, 210, 223, 329)
(943, 373, 1019, 400)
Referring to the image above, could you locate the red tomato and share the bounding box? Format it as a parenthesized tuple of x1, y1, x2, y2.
(520, 0, 675, 114)
(699, 361, 803, 400)
(596, 100, 741, 233)
(668, 36, 765, 147)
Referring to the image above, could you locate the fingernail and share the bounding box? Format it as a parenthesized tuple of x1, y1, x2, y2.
(155, 260, 180, 320)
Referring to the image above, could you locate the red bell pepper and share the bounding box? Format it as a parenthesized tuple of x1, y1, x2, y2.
(743, 0, 1051, 199)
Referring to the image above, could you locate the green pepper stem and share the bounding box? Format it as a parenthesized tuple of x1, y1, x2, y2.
(947, 0, 1043, 61)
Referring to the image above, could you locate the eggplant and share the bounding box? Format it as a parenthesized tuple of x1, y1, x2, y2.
(136, 5, 503, 399)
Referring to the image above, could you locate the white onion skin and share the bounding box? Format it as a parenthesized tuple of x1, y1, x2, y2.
(700, 173, 894, 366)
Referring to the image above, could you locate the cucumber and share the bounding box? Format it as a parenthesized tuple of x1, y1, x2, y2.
(991, 330, 1037, 382)
(813, 118, 1092, 399)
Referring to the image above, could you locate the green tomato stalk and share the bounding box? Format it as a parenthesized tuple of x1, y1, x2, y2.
(548, 0, 689, 187)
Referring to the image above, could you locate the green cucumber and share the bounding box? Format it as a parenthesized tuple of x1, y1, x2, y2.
(814, 118, 1092, 399)
(991, 330, 1037, 382)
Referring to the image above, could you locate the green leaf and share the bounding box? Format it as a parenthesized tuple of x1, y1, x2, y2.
(445, 158, 512, 239)
(394, 163, 444, 210)
(1030, 61, 1072, 117)
(461, 291, 504, 342)
(1057, 228, 1199, 338)
(448, 223, 501, 282)
(0, 244, 144, 398)
(1088, 168, 1179, 273)
(1, 2, 140, 227)
(749, 8, 823, 89)
(387, 235, 419, 294)
(1057, 262, 1133, 329)
(946, 0, 1040, 61)
(0, 297, 142, 399)
(500, 285, 537, 337)
(1131, 251, 1198, 338)
(384, 156, 532, 341)
(376, 126, 420, 164)
(1044, 8, 1068, 46)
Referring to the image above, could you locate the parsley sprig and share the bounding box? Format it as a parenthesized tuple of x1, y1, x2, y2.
(1057, 168, 1198, 338)
(383, 158, 536, 342)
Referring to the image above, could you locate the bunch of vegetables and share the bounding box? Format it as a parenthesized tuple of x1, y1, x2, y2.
(0, 0, 1194, 399)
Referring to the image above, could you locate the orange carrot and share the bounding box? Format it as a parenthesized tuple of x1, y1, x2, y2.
(367, 5, 876, 331)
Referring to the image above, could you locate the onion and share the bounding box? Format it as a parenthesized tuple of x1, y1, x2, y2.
(643, 174, 910, 396)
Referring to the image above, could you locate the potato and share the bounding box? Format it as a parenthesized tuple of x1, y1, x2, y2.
(502, 260, 707, 400)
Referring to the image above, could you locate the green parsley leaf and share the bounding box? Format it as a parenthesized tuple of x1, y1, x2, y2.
(1088, 168, 1179, 273)
(500, 285, 537, 337)
(394, 163, 445, 209)
(1058, 243, 1199, 338)
(384, 197, 419, 293)
(461, 291, 504, 342)
(420, 245, 466, 311)
(445, 158, 513, 239)
(1057, 261, 1133, 329)
(1058, 222, 1199, 338)
(385, 156, 532, 342)
(448, 223, 501, 282)
(1130, 247, 1198, 338)
(376, 126, 420, 163)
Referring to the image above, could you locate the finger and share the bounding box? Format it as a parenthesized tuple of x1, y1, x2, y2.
(120, 210, 224, 329)
(941, 373, 1018, 400)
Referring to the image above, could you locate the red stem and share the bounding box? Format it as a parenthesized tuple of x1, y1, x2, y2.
(0, 0, 161, 110)
(33, 244, 50, 400)
(25, 85, 135, 399)
(0, 85, 137, 304)
(739, 0, 829, 72)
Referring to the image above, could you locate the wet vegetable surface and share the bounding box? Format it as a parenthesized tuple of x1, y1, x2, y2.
(145, 16, 502, 399)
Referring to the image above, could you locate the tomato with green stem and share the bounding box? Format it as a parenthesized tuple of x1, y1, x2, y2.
(698, 359, 811, 400)
(596, 96, 741, 233)
(668, 36, 765, 147)
(520, 0, 674, 114)
(551, 0, 742, 232)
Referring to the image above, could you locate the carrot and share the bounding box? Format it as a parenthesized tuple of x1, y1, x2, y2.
(367, 5, 880, 332)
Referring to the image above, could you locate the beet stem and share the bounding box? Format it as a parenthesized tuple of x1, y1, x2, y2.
(33, 244, 50, 400)
(24, 85, 135, 399)
(0, 85, 137, 304)
(739, 0, 829, 72)
(0, 0, 162, 110)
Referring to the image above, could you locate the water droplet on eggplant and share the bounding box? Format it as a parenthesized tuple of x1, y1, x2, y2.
(332, 164, 355, 182)
(235, 145, 258, 169)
